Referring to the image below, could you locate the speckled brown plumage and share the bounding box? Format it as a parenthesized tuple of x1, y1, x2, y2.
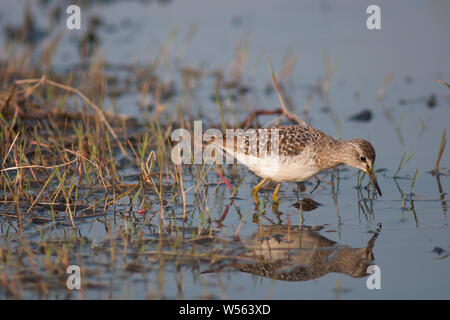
(214, 124, 381, 196)
(222, 125, 332, 158)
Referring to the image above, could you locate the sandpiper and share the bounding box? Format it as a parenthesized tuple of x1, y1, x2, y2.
(216, 125, 382, 202)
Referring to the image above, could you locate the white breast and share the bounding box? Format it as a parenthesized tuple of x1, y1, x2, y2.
(234, 153, 319, 183)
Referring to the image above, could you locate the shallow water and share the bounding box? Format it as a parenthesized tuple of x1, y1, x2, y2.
(0, 0, 449, 299)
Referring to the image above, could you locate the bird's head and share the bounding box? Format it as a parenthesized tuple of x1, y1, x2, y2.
(342, 139, 382, 196)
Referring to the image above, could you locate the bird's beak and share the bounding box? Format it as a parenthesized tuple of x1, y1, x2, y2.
(365, 167, 382, 196)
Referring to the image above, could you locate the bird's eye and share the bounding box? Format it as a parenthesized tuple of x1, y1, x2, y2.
(360, 156, 366, 162)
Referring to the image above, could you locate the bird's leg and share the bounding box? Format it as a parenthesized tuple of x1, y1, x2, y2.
(272, 183, 281, 201)
(252, 177, 269, 203)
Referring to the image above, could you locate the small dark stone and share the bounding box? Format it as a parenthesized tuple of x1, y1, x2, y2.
(427, 94, 437, 108)
(292, 198, 321, 212)
(349, 109, 373, 122)
(238, 86, 250, 95)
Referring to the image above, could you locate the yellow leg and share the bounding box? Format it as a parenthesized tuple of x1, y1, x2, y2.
(252, 177, 269, 203)
(272, 183, 281, 201)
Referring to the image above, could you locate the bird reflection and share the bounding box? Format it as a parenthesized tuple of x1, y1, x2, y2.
(204, 224, 380, 281)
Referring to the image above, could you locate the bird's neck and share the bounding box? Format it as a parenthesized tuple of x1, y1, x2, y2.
(317, 139, 355, 170)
